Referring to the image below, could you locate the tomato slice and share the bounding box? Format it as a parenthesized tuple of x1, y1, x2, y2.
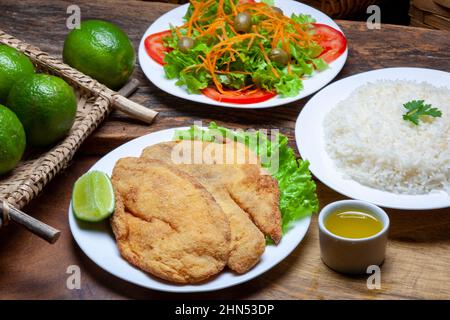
(312, 23, 347, 64)
(202, 87, 276, 104)
(144, 30, 172, 65)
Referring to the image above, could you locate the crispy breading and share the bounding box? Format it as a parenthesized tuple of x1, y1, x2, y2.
(145, 140, 282, 243)
(188, 140, 281, 243)
(226, 164, 282, 244)
(141, 142, 265, 273)
(141, 140, 282, 272)
(111, 157, 231, 284)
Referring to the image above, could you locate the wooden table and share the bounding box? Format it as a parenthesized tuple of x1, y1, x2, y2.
(1, 0, 449, 300)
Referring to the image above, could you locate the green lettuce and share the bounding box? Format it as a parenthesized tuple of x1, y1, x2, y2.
(218, 72, 247, 89)
(291, 13, 316, 25)
(261, 0, 275, 5)
(253, 68, 304, 97)
(173, 122, 319, 235)
(164, 41, 211, 93)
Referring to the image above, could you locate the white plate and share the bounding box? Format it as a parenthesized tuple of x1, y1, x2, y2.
(138, 0, 348, 109)
(296, 67, 450, 210)
(69, 127, 311, 293)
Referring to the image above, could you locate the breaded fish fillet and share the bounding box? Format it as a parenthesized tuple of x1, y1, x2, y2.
(143, 140, 282, 243)
(111, 158, 231, 284)
(141, 142, 265, 273)
(226, 164, 282, 244)
(141, 140, 282, 271)
(199, 140, 282, 243)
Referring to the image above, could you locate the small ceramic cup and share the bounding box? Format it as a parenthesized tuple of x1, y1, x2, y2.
(318, 200, 390, 274)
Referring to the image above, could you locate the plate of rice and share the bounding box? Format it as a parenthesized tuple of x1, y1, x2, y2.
(295, 67, 450, 210)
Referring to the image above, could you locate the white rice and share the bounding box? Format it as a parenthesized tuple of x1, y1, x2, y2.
(324, 80, 450, 195)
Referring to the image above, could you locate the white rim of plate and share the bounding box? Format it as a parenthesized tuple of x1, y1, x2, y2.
(69, 127, 312, 293)
(296, 67, 450, 210)
(138, 0, 348, 109)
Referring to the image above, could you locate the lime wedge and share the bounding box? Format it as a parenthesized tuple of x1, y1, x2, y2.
(72, 171, 115, 222)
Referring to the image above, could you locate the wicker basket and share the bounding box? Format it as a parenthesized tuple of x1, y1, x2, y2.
(409, 0, 450, 30)
(0, 30, 141, 209)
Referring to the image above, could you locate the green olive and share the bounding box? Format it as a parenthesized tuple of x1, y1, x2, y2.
(234, 12, 252, 33)
(269, 48, 289, 66)
(178, 36, 194, 53)
(272, 6, 283, 15)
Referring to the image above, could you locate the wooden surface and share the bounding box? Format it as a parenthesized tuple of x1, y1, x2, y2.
(0, 0, 449, 300)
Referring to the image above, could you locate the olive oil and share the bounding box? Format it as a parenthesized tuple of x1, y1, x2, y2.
(325, 210, 383, 239)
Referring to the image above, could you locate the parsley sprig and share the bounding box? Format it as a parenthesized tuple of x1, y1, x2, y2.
(402, 100, 442, 125)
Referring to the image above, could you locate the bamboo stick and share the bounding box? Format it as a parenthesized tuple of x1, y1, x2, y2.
(0, 201, 60, 244)
(112, 94, 158, 123)
(109, 79, 158, 123)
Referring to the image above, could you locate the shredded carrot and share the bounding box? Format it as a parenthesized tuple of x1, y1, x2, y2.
(175, 27, 182, 38)
(236, 83, 255, 92)
(215, 70, 251, 75)
(259, 42, 279, 78)
(228, 0, 238, 15)
(246, 34, 255, 51)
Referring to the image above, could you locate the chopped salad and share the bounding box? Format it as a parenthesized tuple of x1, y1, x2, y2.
(144, 0, 347, 104)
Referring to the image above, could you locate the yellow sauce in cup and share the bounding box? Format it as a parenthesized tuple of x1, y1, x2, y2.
(325, 210, 383, 239)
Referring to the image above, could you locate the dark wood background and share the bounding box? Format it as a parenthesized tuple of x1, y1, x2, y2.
(0, 0, 449, 299)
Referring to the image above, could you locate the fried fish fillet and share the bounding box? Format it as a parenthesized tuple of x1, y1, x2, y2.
(226, 164, 282, 244)
(141, 142, 265, 273)
(199, 140, 282, 243)
(144, 140, 282, 243)
(141, 140, 282, 272)
(111, 157, 231, 284)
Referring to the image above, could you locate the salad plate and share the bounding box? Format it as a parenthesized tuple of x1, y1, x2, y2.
(295, 67, 450, 210)
(69, 127, 312, 293)
(138, 0, 348, 108)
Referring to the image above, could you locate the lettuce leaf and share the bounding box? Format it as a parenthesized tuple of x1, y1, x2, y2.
(173, 122, 319, 235)
(165, 1, 329, 97)
(261, 0, 275, 5)
(218, 72, 247, 89)
(291, 13, 316, 25)
(164, 41, 211, 93)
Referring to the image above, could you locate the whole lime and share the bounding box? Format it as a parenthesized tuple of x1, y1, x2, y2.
(0, 104, 26, 175)
(0, 45, 35, 103)
(7, 74, 77, 147)
(63, 20, 136, 90)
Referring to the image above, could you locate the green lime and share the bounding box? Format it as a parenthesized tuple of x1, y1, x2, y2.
(7, 74, 77, 147)
(63, 20, 136, 90)
(72, 171, 115, 222)
(0, 104, 26, 175)
(0, 45, 35, 104)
